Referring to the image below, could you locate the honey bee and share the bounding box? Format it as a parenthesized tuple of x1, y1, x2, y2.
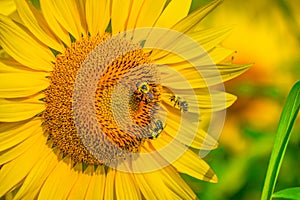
(147, 120, 165, 139)
(135, 82, 154, 103)
(170, 95, 188, 112)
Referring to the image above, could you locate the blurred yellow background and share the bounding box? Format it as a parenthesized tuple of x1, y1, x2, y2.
(186, 0, 300, 199)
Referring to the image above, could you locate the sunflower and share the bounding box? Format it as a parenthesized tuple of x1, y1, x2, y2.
(0, 0, 250, 199)
(0, 0, 16, 16)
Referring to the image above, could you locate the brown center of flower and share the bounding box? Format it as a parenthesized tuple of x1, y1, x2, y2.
(43, 34, 161, 165)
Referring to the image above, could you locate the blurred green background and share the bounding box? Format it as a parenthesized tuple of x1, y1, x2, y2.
(187, 0, 300, 199)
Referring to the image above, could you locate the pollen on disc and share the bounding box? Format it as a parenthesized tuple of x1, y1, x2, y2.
(111, 63, 163, 139)
(73, 35, 162, 166)
(43, 33, 110, 165)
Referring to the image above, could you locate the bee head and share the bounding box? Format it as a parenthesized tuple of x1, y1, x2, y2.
(136, 82, 150, 93)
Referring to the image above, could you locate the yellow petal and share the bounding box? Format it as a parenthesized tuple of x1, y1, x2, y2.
(67, 165, 93, 200)
(40, 0, 84, 39)
(0, 132, 40, 165)
(13, 147, 59, 200)
(0, 15, 55, 71)
(115, 171, 141, 200)
(155, 0, 192, 28)
(148, 134, 217, 182)
(0, 59, 39, 73)
(158, 62, 251, 88)
(158, 166, 196, 199)
(0, 118, 41, 151)
(134, 171, 166, 200)
(0, 0, 16, 16)
(196, 91, 236, 112)
(111, 0, 166, 33)
(152, 26, 232, 64)
(162, 89, 236, 113)
(0, 133, 48, 197)
(135, 0, 167, 28)
(132, 153, 193, 200)
(209, 46, 235, 64)
(157, 102, 218, 150)
(216, 63, 252, 83)
(77, 0, 88, 33)
(85, 0, 110, 36)
(0, 92, 44, 103)
(0, 98, 44, 122)
(14, 0, 64, 52)
(125, 0, 144, 30)
(85, 166, 106, 200)
(173, 148, 218, 183)
(40, 0, 71, 46)
(172, 0, 222, 33)
(0, 105, 43, 122)
(164, 120, 218, 150)
(104, 168, 116, 200)
(188, 25, 233, 52)
(38, 157, 79, 200)
(0, 73, 49, 98)
(111, 0, 131, 34)
(8, 10, 22, 24)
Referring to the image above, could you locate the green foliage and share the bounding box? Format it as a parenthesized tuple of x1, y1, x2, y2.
(261, 81, 300, 200)
(273, 187, 300, 200)
(189, 0, 215, 13)
(28, 0, 40, 10)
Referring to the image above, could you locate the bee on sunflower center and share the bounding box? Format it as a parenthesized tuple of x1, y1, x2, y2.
(135, 82, 154, 104)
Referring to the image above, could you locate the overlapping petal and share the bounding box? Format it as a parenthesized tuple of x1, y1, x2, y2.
(85, 0, 110, 35)
(0, 15, 55, 71)
(12, 147, 59, 200)
(0, 0, 16, 16)
(155, 0, 192, 28)
(15, 0, 64, 52)
(38, 157, 80, 199)
(0, 134, 48, 197)
(0, 72, 49, 98)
